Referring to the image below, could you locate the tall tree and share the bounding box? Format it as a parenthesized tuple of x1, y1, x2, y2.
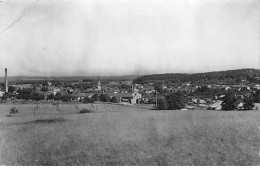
(243, 95, 255, 110)
(157, 98, 168, 110)
(100, 94, 110, 102)
(221, 92, 237, 111)
(165, 91, 186, 110)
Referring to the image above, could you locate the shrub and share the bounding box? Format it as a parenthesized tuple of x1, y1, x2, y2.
(79, 108, 92, 114)
(10, 107, 18, 115)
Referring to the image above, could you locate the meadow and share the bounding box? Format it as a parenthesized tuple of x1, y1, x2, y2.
(0, 103, 259, 165)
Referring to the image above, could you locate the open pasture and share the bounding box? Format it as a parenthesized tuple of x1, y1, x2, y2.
(0, 103, 260, 165)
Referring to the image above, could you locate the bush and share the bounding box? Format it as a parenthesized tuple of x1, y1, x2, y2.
(79, 108, 92, 114)
(157, 98, 168, 110)
(10, 107, 18, 115)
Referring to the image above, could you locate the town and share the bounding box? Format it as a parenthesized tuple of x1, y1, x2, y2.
(0, 0, 259, 165)
(1, 68, 259, 111)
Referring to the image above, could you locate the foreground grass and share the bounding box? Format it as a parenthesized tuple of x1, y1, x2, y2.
(0, 104, 260, 165)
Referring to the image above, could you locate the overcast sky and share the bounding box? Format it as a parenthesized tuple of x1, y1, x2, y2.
(0, 0, 259, 76)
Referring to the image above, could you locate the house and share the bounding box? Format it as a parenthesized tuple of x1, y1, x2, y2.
(210, 101, 223, 110)
(36, 91, 53, 100)
(131, 92, 142, 104)
(225, 86, 231, 90)
(254, 84, 260, 90)
(15, 84, 32, 89)
(162, 85, 167, 90)
(107, 93, 133, 103)
(132, 92, 142, 99)
(49, 86, 61, 95)
(236, 95, 244, 100)
(0, 91, 5, 97)
(71, 93, 86, 101)
(146, 90, 154, 94)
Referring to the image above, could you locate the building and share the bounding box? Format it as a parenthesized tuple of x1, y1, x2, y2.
(15, 84, 32, 89)
(4, 68, 8, 92)
(131, 92, 142, 104)
(0, 91, 5, 97)
(97, 76, 101, 90)
(49, 86, 61, 95)
(107, 93, 133, 103)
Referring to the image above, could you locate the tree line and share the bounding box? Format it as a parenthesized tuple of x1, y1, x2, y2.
(134, 68, 260, 84)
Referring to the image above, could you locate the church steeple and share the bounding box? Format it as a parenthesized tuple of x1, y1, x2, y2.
(97, 75, 101, 90)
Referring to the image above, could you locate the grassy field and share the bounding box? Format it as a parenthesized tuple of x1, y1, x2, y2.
(0, 103, 260, 165)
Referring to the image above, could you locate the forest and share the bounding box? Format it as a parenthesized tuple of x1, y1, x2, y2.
(133, 68, 260, 84)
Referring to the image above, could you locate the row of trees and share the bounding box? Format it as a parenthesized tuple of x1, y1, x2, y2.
(2, 89, 45, 101)
(84, 94, 119, 103)
(221, 92, 255, 110)
(156, 90, 257, 111)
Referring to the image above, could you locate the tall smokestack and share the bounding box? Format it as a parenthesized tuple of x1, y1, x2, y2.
(5, 68, 8, 93)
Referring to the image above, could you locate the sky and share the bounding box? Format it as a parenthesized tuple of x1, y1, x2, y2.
(0, 0, 259, 76)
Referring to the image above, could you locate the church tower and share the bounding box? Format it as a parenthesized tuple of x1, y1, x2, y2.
(97, 75, 101, 90)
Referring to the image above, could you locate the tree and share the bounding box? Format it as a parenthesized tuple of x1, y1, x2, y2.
(100, 94, 110, 102)
(41, 86, 48, 92)
(8, 86, 16, 93)
(42, 81, 49, 87)
(1, 93, 12, 100)
(243, 95, 255, 110)
(31, 93, 44, 101)
(252, 90, 260, 103)
(154, 85, 164, 94)
(110, 96, 118, 103)
(221, 92, 237, 111)
(61, 95, 72, 102)
(91, 93, 99, 101)
(47, 93, 55, 100)
(157, 98, 168, 110)
(84, 97, 94, 103)
(54, 92, 62, 101)
(165, 91, 186, 110)
(0, 83, 4, 89)
(17, 88, 32, 100)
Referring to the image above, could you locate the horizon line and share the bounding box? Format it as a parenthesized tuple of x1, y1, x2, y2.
(0, 68, 259, 78)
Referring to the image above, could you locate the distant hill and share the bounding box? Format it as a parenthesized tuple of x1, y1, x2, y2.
(0, 75, 141, 83)
(133, 68, 260, 84)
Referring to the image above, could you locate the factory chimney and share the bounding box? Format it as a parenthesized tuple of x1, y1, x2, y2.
(5, 68, 8, 93)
